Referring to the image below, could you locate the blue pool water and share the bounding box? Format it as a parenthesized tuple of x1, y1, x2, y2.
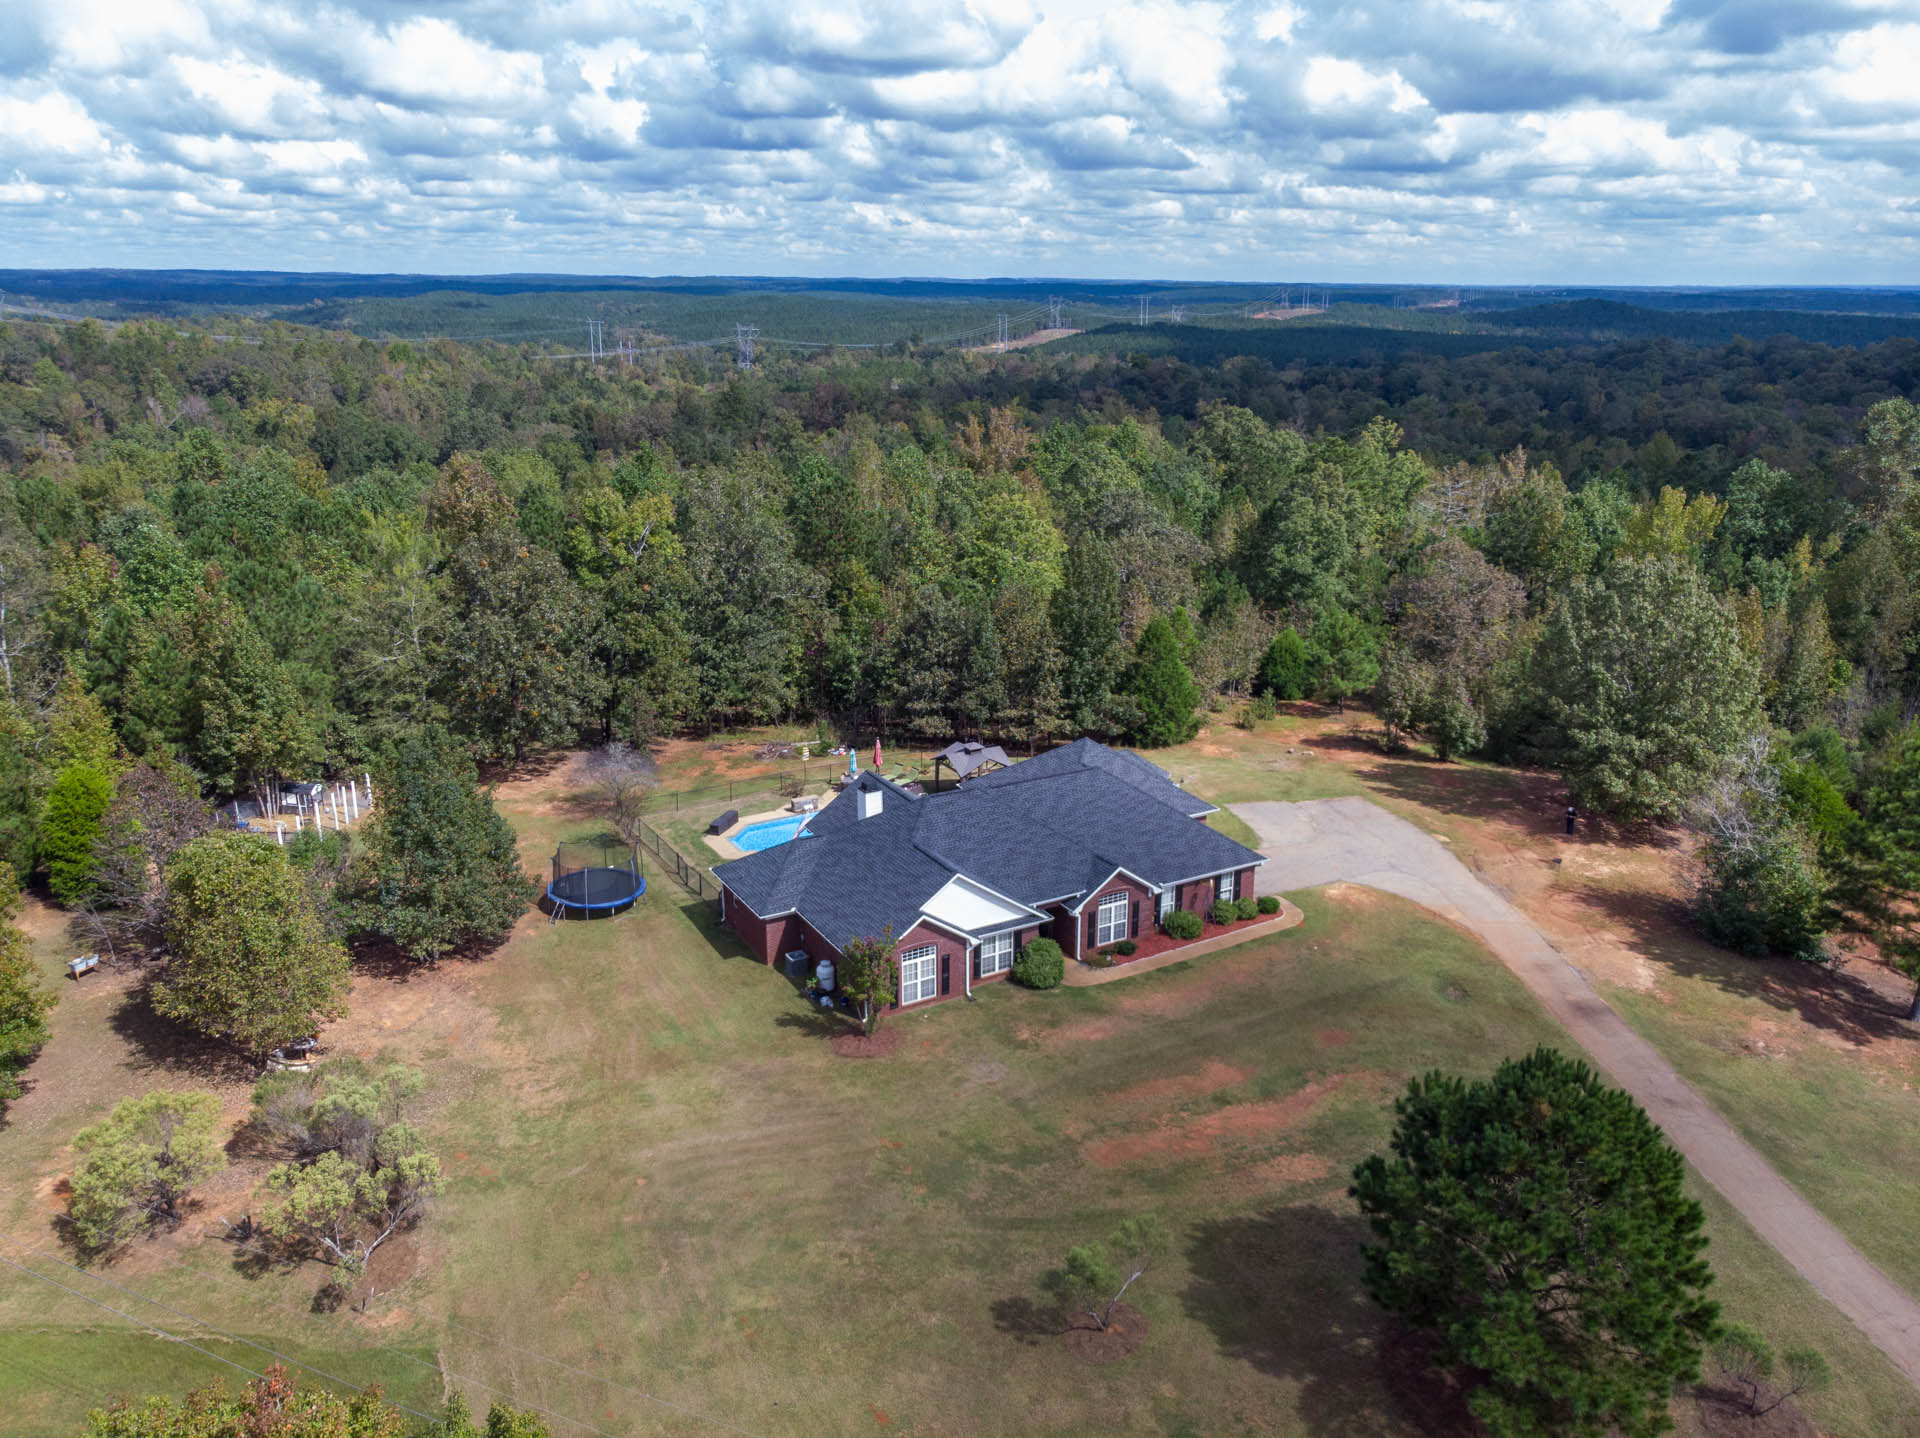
(734, 815, 808, 852)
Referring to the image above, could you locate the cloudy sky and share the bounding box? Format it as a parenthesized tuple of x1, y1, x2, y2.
(1, 0, 1916, 282)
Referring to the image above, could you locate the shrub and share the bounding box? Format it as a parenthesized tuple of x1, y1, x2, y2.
(1164, 909, 1202, 941)
(1694, 828, 1829, 962)
(1207, 904, 1233, 926)
(70, 1090, 226, 1252)
(1013, 938, 1064, 989)
(1234, 897, 1260, 921)
(1115, 938, 1137, 956)
(1250, 693, 1278, 722)
(1087, 950, 1114, 969)
(1257, 895, 1281, 916)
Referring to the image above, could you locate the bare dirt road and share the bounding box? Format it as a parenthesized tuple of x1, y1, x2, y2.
(1236, 795, 1920, 1391)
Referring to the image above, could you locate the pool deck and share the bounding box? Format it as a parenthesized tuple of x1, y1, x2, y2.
(704, 790, 840, 861)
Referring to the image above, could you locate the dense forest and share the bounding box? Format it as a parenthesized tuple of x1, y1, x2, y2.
(4, 305, 1920, 1012)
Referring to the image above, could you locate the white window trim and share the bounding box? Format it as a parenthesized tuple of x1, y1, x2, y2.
(978, 931, 1014, 975)
(1216, 873, 1235, 905)
(1156, 886, 1174, 922)
(1096, 892, 1128, 947)
(900, 945, 938, 1004)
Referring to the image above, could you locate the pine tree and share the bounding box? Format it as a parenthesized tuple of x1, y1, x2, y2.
(1352, 1048, 1717, 1438)
(40, 761, 114, 904)
(0, 876, 54, 1112)
(1130, 615, 1201, 748)
(353, 728, 535, 961)
(1255, 627, 1310, 701)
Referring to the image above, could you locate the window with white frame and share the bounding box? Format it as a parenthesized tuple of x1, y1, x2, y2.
(1156, 887, 1174, 922)
(978, 931, 1014, 975)
(900, 945, 938, 1004)
(1096, 891, 1128, 946)
(1216, 873, 1235, 905)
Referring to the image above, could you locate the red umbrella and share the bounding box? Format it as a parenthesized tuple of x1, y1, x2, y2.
(874, 737, 883, 771)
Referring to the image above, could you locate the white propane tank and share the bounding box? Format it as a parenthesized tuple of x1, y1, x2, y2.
(815, 958, 836, 992)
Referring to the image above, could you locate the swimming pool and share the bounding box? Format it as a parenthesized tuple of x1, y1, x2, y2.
(733, 815, 809, 852)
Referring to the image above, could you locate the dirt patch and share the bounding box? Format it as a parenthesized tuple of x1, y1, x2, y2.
(830, 1028, 902, 1060)
(1085, 1075, 1355, 1167)
(1693, 1383, 1815, 1438)
(1320, 882, 1384, 909)
(1113, 1059, 1253, 1105)
(1316, 1028, 1351, 1047)
(1062, 1302, 1148, 1363)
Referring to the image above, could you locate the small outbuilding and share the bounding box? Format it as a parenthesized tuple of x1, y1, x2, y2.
(931, 741, 1012, 787)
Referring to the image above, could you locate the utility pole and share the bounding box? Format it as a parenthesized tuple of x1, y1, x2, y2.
(996, 313, 1008, 352)
(1048, 296, 1063, 329)
(1138, 296, 1150, 325)
(585, 319, 607, 361)
(735, 323, 757, 368)
(1169, 304, 1186, 323)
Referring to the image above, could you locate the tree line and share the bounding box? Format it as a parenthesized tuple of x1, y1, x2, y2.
(3, 315, 1920, 1015)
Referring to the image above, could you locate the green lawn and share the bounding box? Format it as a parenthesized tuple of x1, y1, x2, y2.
(1588, 914, 1920, 1301)
(2, 737, 1917, 1435)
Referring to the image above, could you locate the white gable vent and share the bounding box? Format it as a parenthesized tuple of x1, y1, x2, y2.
(858, 786, 884, 819)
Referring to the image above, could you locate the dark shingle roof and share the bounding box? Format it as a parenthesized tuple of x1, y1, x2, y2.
(715, 739, 1262, 951)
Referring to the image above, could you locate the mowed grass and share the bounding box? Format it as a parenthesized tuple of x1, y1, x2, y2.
(1588, 916, 1920, 1300)
(1, 735, 1916, 1435)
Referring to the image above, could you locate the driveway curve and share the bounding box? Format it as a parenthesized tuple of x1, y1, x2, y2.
(1235, 795, 1920, 1390)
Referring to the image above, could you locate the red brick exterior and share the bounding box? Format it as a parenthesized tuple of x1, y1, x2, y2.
(1070, 872, 1156, 957)
(726, 864, 1259, 998)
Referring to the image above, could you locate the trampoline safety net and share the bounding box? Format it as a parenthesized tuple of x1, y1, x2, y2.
(547, 841, 646, 917)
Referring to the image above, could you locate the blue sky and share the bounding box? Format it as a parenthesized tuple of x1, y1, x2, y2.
(1, 0, 1916, 282)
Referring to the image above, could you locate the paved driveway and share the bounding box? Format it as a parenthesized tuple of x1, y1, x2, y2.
(1235, 795, 1920, 1390)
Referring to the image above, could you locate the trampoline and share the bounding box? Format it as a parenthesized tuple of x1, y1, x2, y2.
(547, 841, 646, 920)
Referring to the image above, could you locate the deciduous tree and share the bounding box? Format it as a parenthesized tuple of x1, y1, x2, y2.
(69, 1089, 226, 1252)
(1527, 557, 1760, 820)
(838, 931, 898, 1037)
(153, 832, 349, 1056)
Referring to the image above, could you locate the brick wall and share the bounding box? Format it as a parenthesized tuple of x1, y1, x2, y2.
(724, 890, 799, 964)
(1074, 874, 1155, 954)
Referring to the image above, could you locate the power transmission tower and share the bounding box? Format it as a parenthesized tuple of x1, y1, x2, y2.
(1138, 296, 1151, 325)
(1169, 304, 1187, 323)
(584, 319, 609, 361)
(1048, 296, 1063, 329)
(735, 324, 757, 368)
(996, 314, 1008, 352)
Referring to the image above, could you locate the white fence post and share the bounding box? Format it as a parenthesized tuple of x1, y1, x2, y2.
(276, 823, 285, 846)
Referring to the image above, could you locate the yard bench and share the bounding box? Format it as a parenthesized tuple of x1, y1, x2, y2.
(706, 809, 738, 836)
(67, 954, 100, 980)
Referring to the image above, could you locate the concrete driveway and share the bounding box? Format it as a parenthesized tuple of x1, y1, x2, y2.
(1235, 796, 1920, 1390)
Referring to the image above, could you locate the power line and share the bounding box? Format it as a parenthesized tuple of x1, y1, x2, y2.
(0, 1229, 772, 1438)
(0, 1248, 415, 1416)
(0, 1236, 437, 1422)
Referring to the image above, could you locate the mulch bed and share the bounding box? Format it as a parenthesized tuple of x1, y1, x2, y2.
(828, 1027, 902, 1059)
(1693, 1383, 1814, 1438)
(1062, 1302, 1148, 1363)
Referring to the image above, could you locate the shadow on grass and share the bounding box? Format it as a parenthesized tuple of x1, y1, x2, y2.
(105, 987, 257, 1085)
(1184, 1205, 1476, 1438)
(989, 1295, 1062, 1346)
(774, 1009, 857, 1041)
(1569, 884, 1917, 1048)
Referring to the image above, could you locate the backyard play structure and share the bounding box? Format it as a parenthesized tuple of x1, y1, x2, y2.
(546, 840, 647, 920)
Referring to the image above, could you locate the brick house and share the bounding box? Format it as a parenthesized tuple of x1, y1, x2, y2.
(713, 739, 1266, 1010)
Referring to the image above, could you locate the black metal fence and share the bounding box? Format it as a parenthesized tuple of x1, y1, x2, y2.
(635, 816, 723, 912)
